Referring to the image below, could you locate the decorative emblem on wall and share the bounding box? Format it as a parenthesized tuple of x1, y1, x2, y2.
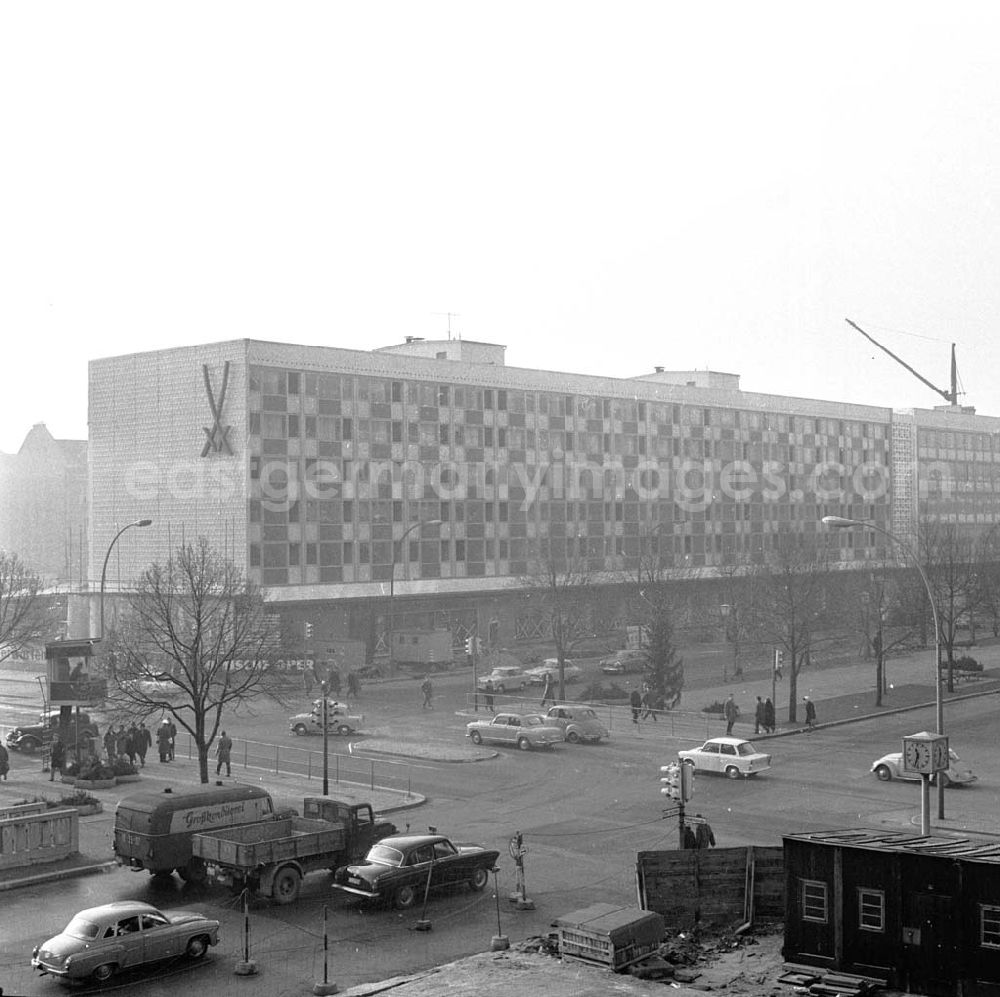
(201, 361, 234, 456)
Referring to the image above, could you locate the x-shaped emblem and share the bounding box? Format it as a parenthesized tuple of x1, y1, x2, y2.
(201, 361, 234, 456)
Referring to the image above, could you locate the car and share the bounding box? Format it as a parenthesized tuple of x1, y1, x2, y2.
(545, 704, 609, 743)
(289, 699, 364, 736)
(5, 712, 100, 754)
(332, 833, 501, 909)
(466, 712, 565, 750)
(677, 737, 772, 779)
(476, 665, 528, 693)
(31, 900, 220, 984)
(599, 649, 651, 674)
(871, 748, 977, 787)
(524, 660, 584, 685)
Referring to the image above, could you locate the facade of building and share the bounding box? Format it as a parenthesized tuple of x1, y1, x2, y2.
(87, 339, 1000, 655)
(0, 423, 88, 585)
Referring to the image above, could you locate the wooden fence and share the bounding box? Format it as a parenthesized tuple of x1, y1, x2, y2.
(0, 805, 78, 869)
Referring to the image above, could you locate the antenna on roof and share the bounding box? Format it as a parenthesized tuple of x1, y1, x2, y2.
(432, 312, 460, 339)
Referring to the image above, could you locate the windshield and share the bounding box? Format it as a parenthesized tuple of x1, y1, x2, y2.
(64, 916, 101, 940)
(365, 844, 404, 866)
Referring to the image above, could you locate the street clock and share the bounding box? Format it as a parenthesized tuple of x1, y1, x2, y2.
(902, 731, 949, 775)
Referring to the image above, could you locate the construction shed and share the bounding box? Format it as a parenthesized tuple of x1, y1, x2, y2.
(783, 827, 1000, 997)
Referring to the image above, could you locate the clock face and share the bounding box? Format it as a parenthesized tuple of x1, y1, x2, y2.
(903, 739, 932, 773)
(932, 738, 950, 772)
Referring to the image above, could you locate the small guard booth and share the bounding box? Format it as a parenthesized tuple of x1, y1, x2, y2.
(783, 827, 1000, 997)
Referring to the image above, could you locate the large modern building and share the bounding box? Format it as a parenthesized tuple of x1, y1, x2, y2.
(87, 338, 1000, 657)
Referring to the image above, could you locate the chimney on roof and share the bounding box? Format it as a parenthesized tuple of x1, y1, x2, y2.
(654, 366, 664, 373)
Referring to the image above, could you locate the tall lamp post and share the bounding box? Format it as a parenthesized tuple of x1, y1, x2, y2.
(99, 519, 153, 639)
(387, 519, 442, 673)
(821, 516, 945, 820)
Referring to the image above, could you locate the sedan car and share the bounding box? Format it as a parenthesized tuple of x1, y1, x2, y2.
(31, 901, 219, 984)
(333, 833, 500, 909)
(466, 712, 565, 750)
(599, 649, 651, 674)
(677, 737, 772, 779)
(524, 660, 583, 685)
(476, 665, 528, 693)
(545, 704, 609, 743)
(871, 748, 977, 787)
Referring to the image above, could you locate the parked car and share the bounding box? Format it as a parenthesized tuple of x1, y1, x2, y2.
(466, 712, 565, 750)
(476, 666, 528, 693)
(31, 901, 219, 984)
(677, 737, 772, 779)
(545, 704, 609, 744)
(871, 748, 977, 787)
(524, 660, 583, 685)
(332, 833, 500, 909)
(599, 649, 651, 674)
(5, 712, 100, 754)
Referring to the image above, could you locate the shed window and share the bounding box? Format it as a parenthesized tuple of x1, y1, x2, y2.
(858, 888, 885, 932)
(801, 880, 828, 923)
(981, 905, 1000, 948)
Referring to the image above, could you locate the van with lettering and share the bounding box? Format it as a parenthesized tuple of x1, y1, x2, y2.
(113, 784, 289, 882)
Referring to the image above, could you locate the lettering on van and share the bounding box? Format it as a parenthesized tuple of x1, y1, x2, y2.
(168, 797, 270, 834)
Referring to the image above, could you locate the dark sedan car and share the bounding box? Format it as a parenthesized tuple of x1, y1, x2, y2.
(333, 833, 500, 910)
(31, 901, 219, 984)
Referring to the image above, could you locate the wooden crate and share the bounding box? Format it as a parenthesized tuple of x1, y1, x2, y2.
(555, 903, 664, 971)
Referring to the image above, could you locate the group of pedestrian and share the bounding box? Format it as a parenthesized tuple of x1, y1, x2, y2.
(101, 722, 154, 767)
(683, 815, 717, 849)
(305, 667, 362, 699)
(753, 696, 776, 735)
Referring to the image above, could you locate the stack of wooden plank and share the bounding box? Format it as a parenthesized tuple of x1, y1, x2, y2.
(779, 963, 886, 995)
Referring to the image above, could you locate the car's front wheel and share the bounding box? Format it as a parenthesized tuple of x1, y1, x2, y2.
(292, 723, 309, 736)
(337, 724, 352, 736)
(469, 867, 489, 891)
(17, 737, 41, 754)
(92, 963, 116, 984)
(186, 935, 210, 959)
(725, 765, 741, 780)
(470, 730, 483, 745)
(874, 765, 892, 782)
(394, 884, 418, 909)
(495, 684, 506, 693)
(517, 737, 531, 751)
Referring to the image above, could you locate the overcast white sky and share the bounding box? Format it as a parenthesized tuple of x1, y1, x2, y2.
(3, 1, 999, 453)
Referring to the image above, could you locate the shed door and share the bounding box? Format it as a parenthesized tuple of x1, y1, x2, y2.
(903, 891, 956, 997)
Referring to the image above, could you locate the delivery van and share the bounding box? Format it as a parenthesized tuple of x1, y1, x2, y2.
(113, 783, 289, 881)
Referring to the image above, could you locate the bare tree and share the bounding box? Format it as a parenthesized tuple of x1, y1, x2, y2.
(0, 550, 44, 662)
(747, 535, 833, 724)
(106, 539, 287, 783)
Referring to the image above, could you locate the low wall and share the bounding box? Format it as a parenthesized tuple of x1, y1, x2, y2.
(0, 806, 79, 869)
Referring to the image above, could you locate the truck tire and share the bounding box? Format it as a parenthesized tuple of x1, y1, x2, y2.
(176, 859, 207, 884)
(292, 723, 310, 736)
(273, 866, 302, 904)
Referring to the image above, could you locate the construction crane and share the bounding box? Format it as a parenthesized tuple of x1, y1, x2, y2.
(846, 317, 963, 408)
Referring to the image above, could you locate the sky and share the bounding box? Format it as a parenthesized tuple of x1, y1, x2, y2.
(3, 1, 1000, 454)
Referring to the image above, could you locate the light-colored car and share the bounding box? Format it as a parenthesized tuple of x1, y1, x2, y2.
(476, 666, 528, 693)
(466, 712, 565, 750)
(599, 649, 651, 674)
(871, 748, 976, 787)
(677, 737, 772, 779)
(545, 704, 609, 743)
(289, 700, 363, 736)
(524, 660, 583, 685)
(31, 901, 219, 984)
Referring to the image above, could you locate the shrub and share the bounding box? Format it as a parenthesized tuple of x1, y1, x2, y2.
(702, 700, 727, 715)
(954, 655, 982, 671)
(76, 758, 116, 782)
(11, 795, 60, 809)
(60, 789, 100, 808)
(578, 681, 628, 702)
(111, 757, 138, 777)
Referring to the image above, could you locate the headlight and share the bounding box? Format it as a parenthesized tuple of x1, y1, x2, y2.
(32, 946, 39, 957)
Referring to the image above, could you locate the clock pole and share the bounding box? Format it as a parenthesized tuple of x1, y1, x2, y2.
(919, 775, 930, 835)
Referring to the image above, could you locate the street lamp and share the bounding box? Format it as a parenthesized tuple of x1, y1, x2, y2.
(821, 515, 945, 820)
(719, 603, 741, 683)
(387, 519, 442, 673)
(99, 519, 153, 639)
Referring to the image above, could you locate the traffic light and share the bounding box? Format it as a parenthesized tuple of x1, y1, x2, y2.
(304, 621, 314, 642)
(680, 760, 695, 803)
(660, 762, 680, 800)
(464, 636, 474, 656)
(773, 648, 784, 678)
(475, 637, 484, 655)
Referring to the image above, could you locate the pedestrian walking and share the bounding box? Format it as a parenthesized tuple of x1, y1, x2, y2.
(694, 815, 716, 849)
(216, 730, 233, 776)
(49, 736, 65, 782)
(683, 825, 698, 849)
(156, 720, 172, 763)
(125, 723, 138, 766)
(136, 722, 151, 767)
(483, 679, 495, 713)
(347, 672, 361, 698)
(803, 695, 817, 732)
(540, 672, 555, 709)
(724, 694, 739, 735)
(328, 670, 342, 698)
(115, 726, 129, 759)
(0, 742, 9, 780)
(303, 667, 314, 695)
(641, 687, 658, 721)
(754, 696, 765, 734)
(763, 697, 775, 734)
(629, 687, 642, 724)
(420, 676, 434, 710)
(167, 718, 177, 760)
(103, 726, 117, 763)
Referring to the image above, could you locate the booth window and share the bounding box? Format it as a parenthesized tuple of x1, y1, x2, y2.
(800, 880, 828, 923)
